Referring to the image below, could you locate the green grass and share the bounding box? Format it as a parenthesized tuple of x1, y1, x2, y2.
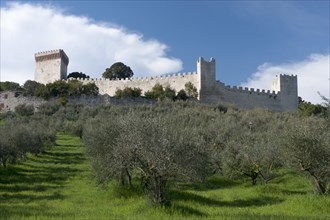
(1, 133, 329, 219)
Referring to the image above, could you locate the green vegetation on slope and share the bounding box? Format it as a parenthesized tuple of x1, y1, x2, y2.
(0, 133, 329, 220)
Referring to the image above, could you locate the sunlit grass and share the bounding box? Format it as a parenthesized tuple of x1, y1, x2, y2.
(0, 133, 329, 219)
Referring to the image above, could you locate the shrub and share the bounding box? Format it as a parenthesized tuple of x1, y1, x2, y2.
(175, 89, 188, 101)
(0, 81, 21, 91)
(15, 104, 34, 117)
(145, 83, 176, 101)
(115, 87, 142, 99)
(23, 80, 44, 96)
(184, 82, 198, 98)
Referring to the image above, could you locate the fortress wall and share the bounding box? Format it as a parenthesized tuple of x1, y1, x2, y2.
(0, 91, 155, 113)
(32, 49, 298, 112)
(0, 91, 46, 112)
(74, 72, 200, 96)
(202, 82, 285, 111)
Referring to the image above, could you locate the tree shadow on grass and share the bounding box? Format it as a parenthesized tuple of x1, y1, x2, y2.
(176, 176, 240, 191)
(280, 189, 308, 195)
(0, 134, 85, 218)
(0, 164, 81, 186)
(164, 203, 208, 217)
(29, 150, 85, 165)
(0, 204, 70, 219)
(1, 191, 65, 202)
(169, 190, 284, 208)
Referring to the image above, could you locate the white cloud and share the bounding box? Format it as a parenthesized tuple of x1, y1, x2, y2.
(241, 54, 330, 104)
(0, 2, 183, 85)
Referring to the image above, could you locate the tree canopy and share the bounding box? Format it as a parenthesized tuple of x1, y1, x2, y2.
(102, 62, 134, 80)
(67, 72, 90, 79)
(0, 81, 21, 91)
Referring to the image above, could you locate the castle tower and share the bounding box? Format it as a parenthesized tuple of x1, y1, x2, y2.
(197, 57, 216, 100)
(272, 74, 298, 111)
(34, 49, 69, 84)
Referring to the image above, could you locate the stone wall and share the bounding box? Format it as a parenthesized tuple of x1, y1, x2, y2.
(0, 91, 155, 113)
(32, 49, 298, 112)
(73, 72, 200, 97)
(201, 82, 284, 111)
(0, 91, 46, 112)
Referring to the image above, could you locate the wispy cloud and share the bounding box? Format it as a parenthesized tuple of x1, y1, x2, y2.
(0, 2, 183, 85)
(241, 54, 330, 104)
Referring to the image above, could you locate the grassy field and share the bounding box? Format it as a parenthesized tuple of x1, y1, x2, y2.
(0, 133, 329, 220)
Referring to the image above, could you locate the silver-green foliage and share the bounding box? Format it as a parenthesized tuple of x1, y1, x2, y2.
(282, 116, 330, 194)
(0, 117, 56, 167)
(221, 109, 284, 185)
(83, 107, 210, 204)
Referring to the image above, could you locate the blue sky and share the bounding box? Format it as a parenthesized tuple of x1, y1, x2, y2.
(1, 0, 329, 103)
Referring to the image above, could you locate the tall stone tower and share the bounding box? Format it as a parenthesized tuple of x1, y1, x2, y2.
(197, 57, 216, 100)
(34, 49, 69, 84)
(272, 74, 298, 111)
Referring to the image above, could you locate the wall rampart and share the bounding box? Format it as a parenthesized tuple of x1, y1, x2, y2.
(33, 49, 298, 112)
(0, 91, 155, 113)
(71, 71, 200, 96)
(200, 80, 286, 111)
(0, 91, 46, 112)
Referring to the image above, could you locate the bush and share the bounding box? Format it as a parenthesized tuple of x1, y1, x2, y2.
(115, 87, 142, 99)
(0, 81, 21, 91)
(36, 80, 99, 99)
(184, 82, 198, 98)
(37, 103, 61, 116)
(145, 83, 176, 101)
(23, 80, 44, 96)
(175, 89, 188, 101)
(15, 104, 34, 117)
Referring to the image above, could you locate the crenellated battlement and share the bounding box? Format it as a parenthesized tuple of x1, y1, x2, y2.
(34, 50, 298, 112)
(70, 71, 199, 83)
(278, 74, 297, 78)
(35, 49, 69, 65)
(220, 82, 279, 96)
(35, 49, 69, 84)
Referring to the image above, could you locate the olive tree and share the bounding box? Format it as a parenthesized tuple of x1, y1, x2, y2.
(83, 109, 209, 204)
(221, 109, 283, 185)
(118, 113, 208, 204)
(14, 104, 35, 117)
(0, 127, 15, 167)
(0, 117, 56, 167)
(282, 117, 330, 194)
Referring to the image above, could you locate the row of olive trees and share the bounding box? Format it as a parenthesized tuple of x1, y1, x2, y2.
(81, 101, 330, 204)
(1, 102, 94, 164)
(0, 115, 57, 167)
(2, 97, 328, 202)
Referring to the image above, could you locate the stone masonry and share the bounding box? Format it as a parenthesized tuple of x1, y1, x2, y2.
(33, 49, 298, 111)
(35, 49, 69, 84)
